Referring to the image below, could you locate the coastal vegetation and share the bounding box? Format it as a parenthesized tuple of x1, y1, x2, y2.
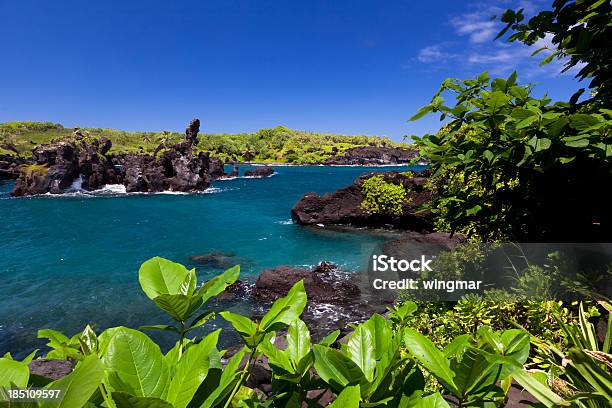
(3, 257, 608, 407)
(0, 122, 407, 164)
(360, 175, 409, 216)
(409, 0, 611, 241)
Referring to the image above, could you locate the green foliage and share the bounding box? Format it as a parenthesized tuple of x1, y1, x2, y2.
(498, 0, 612, 105)
(411, 71, 612, 240)
(0, 121, 410, 163)
(360, 175, 408, 216)
(3, 257, 605, 407)
(138, 256, 238, 357)
(394, 295, 600, 364)
(531, 302, 612, 406)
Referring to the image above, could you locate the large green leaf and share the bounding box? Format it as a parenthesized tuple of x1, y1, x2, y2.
(0, 357, 29, 388)
(260, 280, 307, 331)
(569, 114, 601, 131)
(313, 345, 366, 392)
(345, 323, 376, 382)
(486, 91, 510, 111)
(404, 329, 457, 394)
(37, 329, 70, 349)
(319, 330, 341, 347)
(219, 312, 257, 337)
(102, 327, 170, 399)
(151, 293, 201, 322)
(286, 319, 311, 371)
(166, 329, 220, 408)
(139, 257, 194, 300)
(328, 385, 361, 407)
(98, 327, 122, 356)
(196, 265, 240, 305)
(450, 347, 498, 397)
(512, 369, 569, 407)
(260, 339, 294, 374)
(200, 348, 246, 408)
(500, 329, 530, 365)
(40, 355, 104, 408)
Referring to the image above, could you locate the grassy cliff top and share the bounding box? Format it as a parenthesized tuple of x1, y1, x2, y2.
(0, 121, 412, 163)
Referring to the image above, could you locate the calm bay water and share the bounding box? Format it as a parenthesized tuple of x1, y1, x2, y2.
(0, 165, 418, 357)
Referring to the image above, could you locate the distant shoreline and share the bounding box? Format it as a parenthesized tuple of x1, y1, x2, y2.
(229, 162, 428, 167)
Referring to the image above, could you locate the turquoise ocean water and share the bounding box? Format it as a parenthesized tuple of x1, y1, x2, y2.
(0, 165, 419, 357)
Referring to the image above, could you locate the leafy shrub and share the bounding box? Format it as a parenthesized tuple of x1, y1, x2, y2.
(360, 175, 408, 216)
(410, 71, 612, 241)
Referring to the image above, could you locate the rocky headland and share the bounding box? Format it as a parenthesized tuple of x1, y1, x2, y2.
(324, 145, 418, 165)
(292, 170, 434, 231)
(10, 119, 226, 196)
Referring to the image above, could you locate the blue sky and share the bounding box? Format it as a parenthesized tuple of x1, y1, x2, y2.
(0, 0, 585, 141)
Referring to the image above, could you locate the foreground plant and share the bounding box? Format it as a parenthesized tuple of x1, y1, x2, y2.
(410, 70, 612, 241)
(1, 257, 605, 407)
(138, 256, 239, 357)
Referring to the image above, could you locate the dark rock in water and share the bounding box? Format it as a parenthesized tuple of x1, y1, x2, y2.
(252, 263, 382, 338)
(325, 146, 418, 166)
(77, 137, 119, 190)
(291, 171, 433, 231)
(244, 167, 274, 178)
(230, 165, 239, 178)
(189, 251, 238, 269)
(163, 149, 211, 192)
(253, 264, 359, 304)
(209, 157, 226, 179)
(312, 261, 337, 274)
(11, 119, 220, 196)
(28, 359, 74, 380)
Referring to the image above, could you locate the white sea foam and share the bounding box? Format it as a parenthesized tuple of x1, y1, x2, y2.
(17, 184, 228, 198)
(276, 219, 293, 225)
(66, 175, 84, 192)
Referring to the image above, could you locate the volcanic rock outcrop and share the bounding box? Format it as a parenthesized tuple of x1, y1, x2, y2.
(11, 119, 225, 196)
(325, 146, 418, 165)
(244, 166, 275, 178)
(250, 263, 383, 339)
(291, 170, 433, 231)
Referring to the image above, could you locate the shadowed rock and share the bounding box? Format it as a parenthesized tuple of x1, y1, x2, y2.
(244, 166, 274, 178)
(291, 171, 433, 231)
(325, 146, 418, 165)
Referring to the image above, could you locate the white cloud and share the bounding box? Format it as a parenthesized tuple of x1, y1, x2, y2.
(451, 12, 498, 44)
(415, 2, 579, 80)
(417, 45, 452, 63)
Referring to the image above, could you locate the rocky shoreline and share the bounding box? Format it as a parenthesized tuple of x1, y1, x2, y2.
(9, 119, 227, 197)
(292, 170, 434, 231)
